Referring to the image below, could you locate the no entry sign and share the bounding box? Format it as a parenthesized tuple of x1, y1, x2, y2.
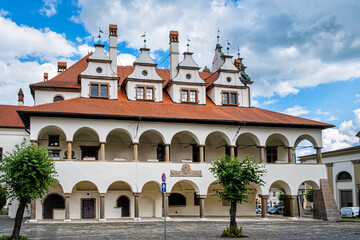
(162, 173, 166, 182)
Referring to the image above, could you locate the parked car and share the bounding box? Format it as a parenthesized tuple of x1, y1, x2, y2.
(268, 207, 280, 214)
(340, 207, 360, 218)
(256, 208, 261, 213)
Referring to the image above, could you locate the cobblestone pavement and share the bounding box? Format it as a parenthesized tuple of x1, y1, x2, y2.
(0, 218, 360, 240)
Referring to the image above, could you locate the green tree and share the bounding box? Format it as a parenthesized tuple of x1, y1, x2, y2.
(210, 154, 266, 237)
(0, 140, 57, 240)
(306, 189, 314, 203)
(0, 186, 6, 210)
(278, 192, 286, 205)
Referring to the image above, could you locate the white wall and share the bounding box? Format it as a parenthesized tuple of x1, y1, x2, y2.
(34, 90, 80, 106)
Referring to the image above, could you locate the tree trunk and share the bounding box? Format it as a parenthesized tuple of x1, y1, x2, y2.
(230, 201, 237, 230)
(11, 198, 27, 240)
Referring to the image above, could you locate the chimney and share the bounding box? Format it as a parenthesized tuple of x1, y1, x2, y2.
(44, 72, 49, 81)
(169, 30, 179, 80)
(57, 62, 67, 73)
(109, 24, 118, 74)
(234, 58, 242, 71)
(17, 88, 24, 106)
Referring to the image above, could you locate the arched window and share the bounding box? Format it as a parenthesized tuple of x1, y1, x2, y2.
(169, 193, 186, 206)
(53, 95, 64, 102)
(337, 171, 352, 181)
(43, 194, 65, 219)
(116, 196, 130, 217)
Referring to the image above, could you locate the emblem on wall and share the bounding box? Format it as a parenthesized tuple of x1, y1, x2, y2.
(170, 164, 202, 177)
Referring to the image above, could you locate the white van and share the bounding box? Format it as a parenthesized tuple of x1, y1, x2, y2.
(340, 207, 359, 218)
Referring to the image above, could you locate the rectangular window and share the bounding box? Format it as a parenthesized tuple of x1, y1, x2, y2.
(100, 85, 108, 97)
(222, 92, 238, 105)
(90, 83, 109, 98)
(136, 86, 154, 100)
(49, 135, 60, 147)
(181, 89, 198, 103)
(266, 146, 278, 163)
(194, 192, 200, 206)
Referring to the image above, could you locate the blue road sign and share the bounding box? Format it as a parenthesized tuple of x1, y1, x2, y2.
(161, 183, 166, 193)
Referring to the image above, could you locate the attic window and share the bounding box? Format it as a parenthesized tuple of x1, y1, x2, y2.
(142, 70, 148, 76)
(90, 83, 109, 98)
(222, 92, 238, 105)
(136, 86, 154, 101)
(96, 67, 102, 73)
(181, 89, 198, 103)
(53, 96, 64, 102)
(186, 74, 192, 80)
(226, 77, 232, 82)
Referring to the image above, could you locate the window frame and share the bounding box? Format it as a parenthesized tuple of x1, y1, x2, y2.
(266, 146, 278, 163)
(221, 91, 239, 106)
(135, 85, 155, 101)
(89, 82, 110, 99)
(180, 88, 199, 103)
(48, 135, 60, 147)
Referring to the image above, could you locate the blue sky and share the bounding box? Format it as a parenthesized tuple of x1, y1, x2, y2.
(1, 0, 360, 153)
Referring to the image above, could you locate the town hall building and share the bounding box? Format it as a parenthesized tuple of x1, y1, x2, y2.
(0, 25, 340, 222)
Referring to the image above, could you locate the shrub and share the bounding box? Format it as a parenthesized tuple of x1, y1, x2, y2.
(222, 226, 246, 238)
(0, 187, 6, 210)
(0, 236, 28, 240)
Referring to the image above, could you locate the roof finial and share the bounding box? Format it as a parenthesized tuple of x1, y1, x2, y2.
(141, 32, 146, 48)
(217, 27, 220, 44)
(237, 46, 240, 59)
(187, 36, 191, 52)
(227, 40, 231, 55)
(98, 27, 103, 44)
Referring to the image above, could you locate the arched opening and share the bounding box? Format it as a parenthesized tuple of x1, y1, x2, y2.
(139, 197, 155, 218)
(53, 95, 64, 102)
(294, 135, 318, 163)
(170, 131, 200, 162)
(138, 130, 165, 162)
(73, 127, 100, 160)
(268, 180, 291, 216)
(336, 171, 354, 208)
(205, 131, 230, 162)
(265, 134, 289, 163)
(106, 129, 133, 161)
(37, 126, 67, 160)
(297, 180, 320, 217)
(141, 181, 161, 218)
(169, 180, 199, 217)
(43, 194, 65, 219)
(116, 196, 130, 217)
(71, 181, 99, 219)
(236, 132, 260, 161)
(106, 181, 133, 218)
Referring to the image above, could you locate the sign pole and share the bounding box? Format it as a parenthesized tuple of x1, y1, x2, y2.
(161, 173, 167, 240)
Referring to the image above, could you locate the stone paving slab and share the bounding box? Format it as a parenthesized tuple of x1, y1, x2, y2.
(1, 217, 360, 239)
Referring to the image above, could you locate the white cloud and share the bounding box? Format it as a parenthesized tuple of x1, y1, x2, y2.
(118, 54, 137, 66)
(0, 9, 9, 17)
(40, 0, 59, 18)
(327, 115, 338, 121)
(283, 105, 309, 117)
(322, 108, 360, 151)
(316, 109, 331, 115)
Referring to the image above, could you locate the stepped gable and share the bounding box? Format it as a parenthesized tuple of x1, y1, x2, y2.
(0, 105, 27, 128)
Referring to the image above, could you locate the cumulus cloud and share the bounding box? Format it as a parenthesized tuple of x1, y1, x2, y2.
(40, 0, 59, 18)
(283, 105, 309, 117)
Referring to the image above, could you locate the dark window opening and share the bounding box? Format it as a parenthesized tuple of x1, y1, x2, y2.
(0, 147, 2, 161)
(194, 193, 200, 206)
(49, 135, 60, 147)
(169, 193, 186, 206)
(43, 194, 65, 219)
(157, 143, 165, 161)
(266, 146, 277, 163)
(340, 190, 353, 207)
(192, 145, 200, 162)
(80, 146, 100, 160)
(337, 171, 352, 181)
(53, 96, 64, 102)
(117, 196, 130, 217)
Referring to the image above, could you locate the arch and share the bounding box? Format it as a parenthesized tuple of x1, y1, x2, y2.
(141, 181, 161, 192)
(106, 129, 133, 161)
(139, 129, 165, 143)
(236, 132, 260, 146)
(171, 130, 200, 145)
(139, 196, 155, 217)
(73, 127, 100, 160)
(205, 131, 231, 146)
(171, 179, 200, 194)
(171, 131, 200, 162)
(116, 195, 130, 217)
(48, 182, 64, 193)
(43, 193, 65, 219)
(268, 180, 291, 195)
(138, 129, 165, 161)
(265, 134, 290, 163)
(73, 127, 100, 141)
(53, 94, 65, 102)
(106, 181, 133, 192)
(71, 180, 99, 193)
(266, 133, 290, 147)
(294, 134, 319, 148)
(236, 132, 261, 160)
(297, 180, 320, 191)
(336, 171, 352, 181)
(106, 128, 133, 143)
(37, 125, 67, 141)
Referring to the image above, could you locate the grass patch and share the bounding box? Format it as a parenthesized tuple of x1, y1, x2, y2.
(0, 236, 28, 240)
(303, 216, 313, 218)
(341, 217, 360, 222)
(0, 210, 8, 215)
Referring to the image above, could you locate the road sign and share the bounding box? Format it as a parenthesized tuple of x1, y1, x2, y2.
(162, 173, 166, 182)
(161, 182, 166, 193)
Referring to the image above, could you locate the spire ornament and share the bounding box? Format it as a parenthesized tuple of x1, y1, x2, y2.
(227, 40, 231, 55)
(187, 36, 191, 52)
(141, 32, 146, 48)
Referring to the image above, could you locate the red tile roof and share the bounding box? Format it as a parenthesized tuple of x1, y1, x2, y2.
(18, 89, 333, 129)
(0, 105, 27, 128)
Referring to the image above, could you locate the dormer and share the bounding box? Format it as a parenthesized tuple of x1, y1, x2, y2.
(167, 52, 207, 104)
(79, 44, 119, 100)
(207, 55, 252, 107)
(124, 48, 164, 102)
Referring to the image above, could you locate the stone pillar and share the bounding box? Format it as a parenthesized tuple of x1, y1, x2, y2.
(313, 179, 341, 221)
(30, 140, 38, 146)
(100, 142, 106, 160)
(134, 192, 140, 220)
(199, 145, 205, 162)
(287, 195, 298, 217)
(287, 147, 295, 164)
(133, 143, 139, 161)
(64, 193, 71, 221)
(165, 144, 170, 162)
(325, 163, 334, 195)
(165, 193, 170, 217)
(315, 147, 323, 164)
(229, 145, 236, 156)
(258, 146, 266, 163)
(66, 141, 72, 160)
(199, 195, 206, 219)
(259, 195, 269, 218)
(352, 160, 360, 206)
(100, 194, 105, 220)
(30, 199, 36, 219)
